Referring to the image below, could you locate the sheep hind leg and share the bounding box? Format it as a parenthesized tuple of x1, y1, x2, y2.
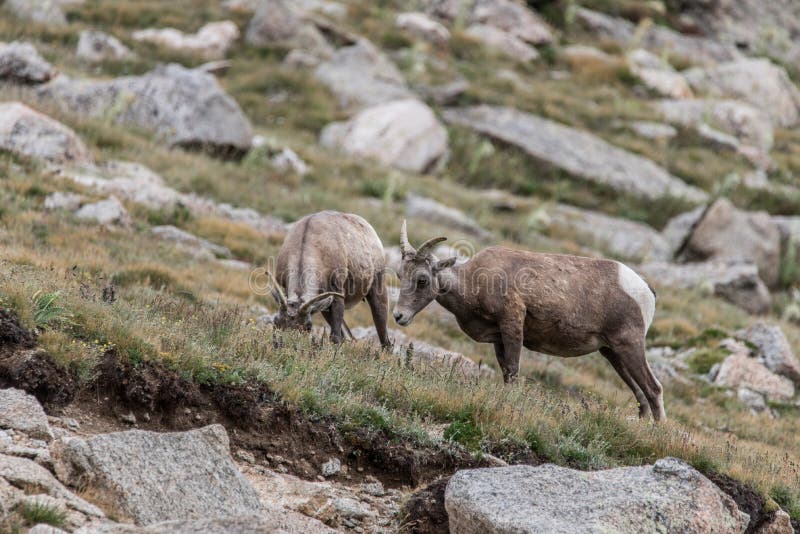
(600, 347, 651, 419)
(609, 340, 666, 422)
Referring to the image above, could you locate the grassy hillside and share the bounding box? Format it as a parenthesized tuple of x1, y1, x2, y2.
(0, 0, 799, 524)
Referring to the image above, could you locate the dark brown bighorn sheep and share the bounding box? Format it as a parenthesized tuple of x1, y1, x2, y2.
(393, 221, 665, 421)
(269, 211, 390, 348)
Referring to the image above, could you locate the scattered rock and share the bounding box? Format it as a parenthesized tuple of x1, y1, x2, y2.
(51, 425, 263, 525)
(655, 99, 774, 154)
(737, 387, 771, 415)
(244, 0, 333, 57)
(540, 203, 671, 262)
(4, 0, 66, 25)
(736, 322, 800, 385)
(80, 512, 336, 533)
(464, 24, 539, 61)
(0, 41, 57, 84)
(470, 0, 553, 45)
(560, 44, 616, 69)
(0, 102, 91, 165)
(44, 192, 85, 212)
(314, 39, 413, 111)
(684, 59, 800, 128)
(271, 148, 310, 176)
(74, 196, 132, 227)
(0, 388, 53, 441)
(77, 31, 135, 62)
(132, 21, 240, 60)
(152, 225, 232, 260)
(417, 77, 469, 105)
(626, 49, 692, 99)
(714, 340, 795, 402)
(37, 64, 254, 155)
(637, 261, 771, 315)
(443, 105, 707, 202)
(0, 454, 104, 517)
(661, 205, 705, 257)
(679, 198, 782, 288)
(574, 7, 740, 66)
(628, 121, 677, 140)
(445, 458, 749, 533)
(406, 194, 491, 239)
(320, 99, 448, 173)
(320, 458, 341, 478)
(754, 509, 795, 534)
(396, 12, 450, 45)
(351, 326, 494, 378)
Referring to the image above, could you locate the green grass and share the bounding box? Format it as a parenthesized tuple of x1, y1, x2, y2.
(16, 501, 67, 528)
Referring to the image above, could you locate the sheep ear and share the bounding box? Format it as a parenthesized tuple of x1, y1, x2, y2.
(433, 257, 457, 272)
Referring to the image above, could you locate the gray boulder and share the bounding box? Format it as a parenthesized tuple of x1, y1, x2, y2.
(245, 0, 333, 57)
(0, 102, 91, 164)
(396, 12, 450, 45)
(470, 0, 552, 45)
(77, 511, 336, 533)
(51, 425, 262, 526)
(654, 99, 773, 153)
(661, 205, 706, 257)
(0, 454, 104, 517)
(628, 121, 677, 140)
(406, 194, 491, 239)
(445, 458, 748, 533)
(37, 64, 253, 154)
(680, 198, 782, 288)
(320, 99, 447, 173)
(0, 388, 53, 441)
(464, 24, 539, 62)
(314, 39, 413, 111)
(442, 105, 707, 203)
(626, 49, 692, 99)
(77, 31, 135, 62)
(541, 203, 670, 262)
(684, 59, 800, 128)
(151, 225, 232, 260)
(4, 0, 66, 25)
(713, 340, 795, 402)
(0, 41, 57, 84)
(637, 261, 771, 315)
(132, 21, 240, 60)
(44, 192, 85, 211)
(574, 8, 740, 66)
(736, 321, 800, 385)
(74, 197, 132, 227)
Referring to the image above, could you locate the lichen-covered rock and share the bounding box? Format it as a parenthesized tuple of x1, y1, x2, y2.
(77, 31, 135, 62)
(151, 226, 232, 260)
(0, 388, 53, 441)
(320, 99, 447, 173)
(0, 41, 57, 84)
(51, 425, 262, 526)
(37, 64, 253, 154)
(0, 102, 91, 164)
(445, 458, 749, 533)
(443, 105, 707, 202)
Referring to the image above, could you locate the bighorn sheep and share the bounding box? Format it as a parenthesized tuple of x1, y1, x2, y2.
(268, 211, 390, 347)
(392, 221, 665, 421)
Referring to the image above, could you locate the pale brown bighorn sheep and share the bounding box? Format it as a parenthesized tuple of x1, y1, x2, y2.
(392, 221, 665, 421)
(269, 211, 390, 348)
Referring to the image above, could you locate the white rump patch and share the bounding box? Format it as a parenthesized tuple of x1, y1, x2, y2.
(617, 262, 655, 331)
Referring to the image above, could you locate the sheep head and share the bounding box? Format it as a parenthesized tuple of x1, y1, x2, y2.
(393, 220, 457, 326)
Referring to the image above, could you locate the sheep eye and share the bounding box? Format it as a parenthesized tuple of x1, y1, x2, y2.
(416, 278, 429, 288)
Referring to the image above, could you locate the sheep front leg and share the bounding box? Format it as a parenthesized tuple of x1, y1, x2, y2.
(323, 296, 346, 344)
(499, 320, 523, 383)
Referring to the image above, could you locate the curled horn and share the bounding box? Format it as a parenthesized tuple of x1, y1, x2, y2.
(416, 236, 447, 258)
(298, 291, 344, 315)
(400, 219, 415, 257)
(267, 270, 288, 308)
